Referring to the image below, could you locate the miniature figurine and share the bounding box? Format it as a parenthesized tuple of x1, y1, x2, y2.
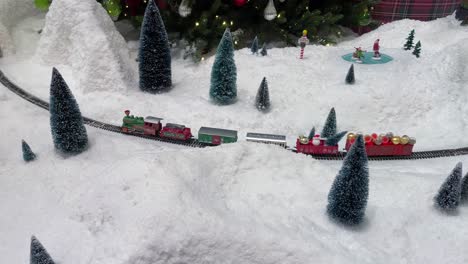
(373, 39, 381, 59)
(298, 29, 310, 59)
(352, 47, 365, 63)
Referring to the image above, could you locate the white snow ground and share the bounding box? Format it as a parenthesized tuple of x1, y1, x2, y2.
(2, 6, 468, 264)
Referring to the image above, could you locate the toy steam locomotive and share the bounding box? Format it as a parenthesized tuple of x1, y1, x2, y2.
(121, 110, 416, 157)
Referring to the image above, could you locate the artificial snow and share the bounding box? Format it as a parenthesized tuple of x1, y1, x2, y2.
(35, 0, 136, 94)
(0, 0, 35, 55)
(2, 9, 468, 264)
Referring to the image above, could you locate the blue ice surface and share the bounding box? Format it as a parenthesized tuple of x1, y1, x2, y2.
(342, 52, 393, 64)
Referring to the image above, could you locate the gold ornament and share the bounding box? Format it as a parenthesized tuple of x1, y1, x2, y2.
(391, 136, 401, 145)
(299, 135, 309, 144)
(400, 135, 410, 145)
(347, 133, 356, 140)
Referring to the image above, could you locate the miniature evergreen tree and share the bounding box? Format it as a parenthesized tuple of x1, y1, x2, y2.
(461, 172, 468, 202)
(255, 77, 270, 111)
(403, 29, 415, 50)
(326, 131, 348, 146)
(345, 64, 355, 84)
(210, 28, 237, 105)
(251, 36, 259, 54)
(22, 140, 36, 162)
(412, 41, 421, 58)
(308, 127, 316, 140)
(30, 236, 56, 264)
(327, 135, 369, 225)
(139, 0, 172, 93)
(321, 108, 337, 138)
(434, 162, 462, 210)
(50, 68, 88, 154)
(260, 43, 268, 56)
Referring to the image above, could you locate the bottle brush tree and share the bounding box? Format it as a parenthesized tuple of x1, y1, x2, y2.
(326, 131, 348, 146)
(22, 140, 36, 162)
(30, 236, 56, 264)
(321, 107, 337, 138)
(404, 29, 415, 50)
(461, 171, 468, 202)
(345, 64, 355, 84)
(412, 41, 421, 58)
(251, 36, 259, 55)
(308, 127, 316, 140)
(434, 162, 462, 210)
(50, 68, 88, 154)
(210, 28, 237, 105)
(327, 135, 369, 225)
(139, 0, 172, 93)
(255, 77, 270, 111)
(260, 43, 268, 56)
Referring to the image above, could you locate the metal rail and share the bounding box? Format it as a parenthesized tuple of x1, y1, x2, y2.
(3, 70, 468, 160)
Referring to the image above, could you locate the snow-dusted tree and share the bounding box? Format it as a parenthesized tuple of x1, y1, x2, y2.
(210, 28, 237, 105)
(308, 127, 316, 140)
(461, 172, 468, 202)
(139, 0, 172, 93)
(326, 131, 347, 146)
(404, 29, 415, 50)
(260, 43, 268, 56)
(434, 162, 462, 210)
(30, 236, 56, 264)
(255, 77, 270, 111)
(327, 135, 369, 225)
(345, 64, 355, 84)
(321, 108, 337, 138)
(412, 41, 421, 58)
(50, 68, 88, 154)
(251, 36, 259, 54)
(22, 140, 36, 162)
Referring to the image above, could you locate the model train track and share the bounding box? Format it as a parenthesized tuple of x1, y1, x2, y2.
(2, 70, 468, 160)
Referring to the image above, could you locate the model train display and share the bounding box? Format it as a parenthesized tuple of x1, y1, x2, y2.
(121, 110, 416, 157)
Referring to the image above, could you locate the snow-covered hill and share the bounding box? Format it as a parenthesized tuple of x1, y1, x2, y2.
(2, 7, 468, 264)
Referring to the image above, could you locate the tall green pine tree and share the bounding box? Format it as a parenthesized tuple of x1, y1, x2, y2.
(50, 68, 88, 154)
(412, 41, 421, 58)
(404, 29, 415, 50)
(30, 236, 56, 264)
(139, 0, 172, 93)
(321, 108, 337, 138)
(251, 36, 259, 55)
(434, 162, 462, 210)
(327, 135, 369, 225)
(308, 127, 316, 140)
(22, 140, 36, 162)
(345, 64, 355, 84)
(255, 77, 270, 111)
(260, 43, 268, 56)
(210, 28, 237, 105)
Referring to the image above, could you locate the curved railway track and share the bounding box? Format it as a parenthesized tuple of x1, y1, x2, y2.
(2, 70, 468, 160)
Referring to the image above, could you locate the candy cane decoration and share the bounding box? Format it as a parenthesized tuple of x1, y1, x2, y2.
(298, 30, 309, 59)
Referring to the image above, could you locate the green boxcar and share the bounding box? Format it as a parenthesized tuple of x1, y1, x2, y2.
(198, 127, 237, 145)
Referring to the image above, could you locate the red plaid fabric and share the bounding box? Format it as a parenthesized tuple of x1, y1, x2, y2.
(372, 0, 462, 23)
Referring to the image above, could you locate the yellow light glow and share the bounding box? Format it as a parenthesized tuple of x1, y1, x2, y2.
(126, 5, 129, 8)
(326, 43, 331, 47)
(201, 57, 205, 61)
(215, 15, 219, 18)
(235, 41, 238, 45)
(222, 21, 227, 25)
(277, 14, 281, 18)
(230, 21, 233, 25)
(195, 22, 200, 26)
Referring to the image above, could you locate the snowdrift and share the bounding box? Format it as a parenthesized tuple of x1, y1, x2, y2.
(36, 0, 136, 94)
(0, 0, 35, 55)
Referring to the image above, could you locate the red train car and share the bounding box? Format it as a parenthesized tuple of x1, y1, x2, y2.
(159, 123, 192, 141)
(345, 133, 415, 156)
(296, 135, 339, 155)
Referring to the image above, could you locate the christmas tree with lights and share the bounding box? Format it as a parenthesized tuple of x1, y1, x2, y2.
(36, 0, 378, 61)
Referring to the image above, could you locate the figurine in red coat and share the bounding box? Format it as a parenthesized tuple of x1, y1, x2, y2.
(373, 39, 381, 59)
